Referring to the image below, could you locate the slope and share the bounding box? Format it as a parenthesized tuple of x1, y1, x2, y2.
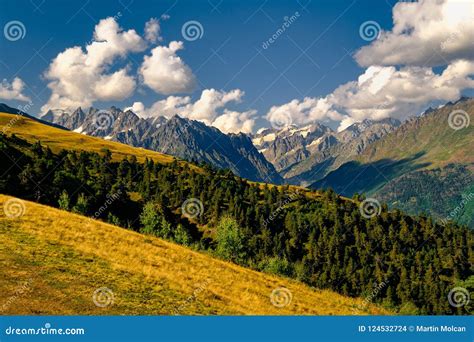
(0, 112, 178, 165)
(0, 194, 386, 315)
(311, 98, 474, 225)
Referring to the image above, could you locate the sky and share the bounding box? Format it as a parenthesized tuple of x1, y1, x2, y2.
(0, 0, 473, 133)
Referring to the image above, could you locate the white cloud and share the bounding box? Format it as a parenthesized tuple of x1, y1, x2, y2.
(266, 97, 343, 127)
(0, 77, 31, 102)
(93, 68, 136, 101)
(144, 18, 161, 43)
(185, 88, 244, 122)
(127, 88, 256, 133)
(355, 0, 474, 67)
(139, 41, 196, 95)
(267, 61, 474, 131)
(125, 95, 192, 117)
(212, 110, 257, 134)
(330, 61, 474, 128)
(266, 0, 474, 132)
(41, 17, 147, 112)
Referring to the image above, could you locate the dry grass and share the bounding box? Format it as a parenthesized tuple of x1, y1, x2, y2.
(0, 195, 388, 315)
(0, 113, 184, 165)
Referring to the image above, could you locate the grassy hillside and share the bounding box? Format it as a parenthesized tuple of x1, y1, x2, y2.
(359, 99, 474, 168)
(312, 99, 474, 225)
(0, 112, 176, 165)
(0, 194, 386, 315)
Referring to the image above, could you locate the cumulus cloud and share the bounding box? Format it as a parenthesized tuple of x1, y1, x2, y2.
(0, 77, 31, 102)
(144, 18, 161, 43)
(41, 17, 147, 112)
(126, 88, 256, 133)
(329, 61, 474, 129)
(139, 41, 196, 95)
(267, 60, 474, 131)
(266, 97, 344, 127)
(125, 95, 192, 117)
(212, 110, 257, 134)
(267, 0, 474, 132)
(184, 88, 244, 122)
(355, 0, 474, 67)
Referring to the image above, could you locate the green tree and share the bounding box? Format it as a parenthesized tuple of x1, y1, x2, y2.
(139, 202, 162, 235)
(58, 190, 70, 211)
(72, 193, 88, 215)
(174, 223, 191, 246)
(215, 216, 246, 263)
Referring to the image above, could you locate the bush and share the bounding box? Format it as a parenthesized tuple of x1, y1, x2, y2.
(261, 257, 294, 277)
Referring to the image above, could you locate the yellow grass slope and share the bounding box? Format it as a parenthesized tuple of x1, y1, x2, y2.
(0, 113, 175, 164)
(0, 195, 387, 315)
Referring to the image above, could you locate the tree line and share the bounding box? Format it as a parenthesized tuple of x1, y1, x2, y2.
(0, 133, 472, 315)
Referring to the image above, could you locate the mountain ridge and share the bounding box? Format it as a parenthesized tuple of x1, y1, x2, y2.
(40, 107, 282, 184)
(311, 98, 474, 226)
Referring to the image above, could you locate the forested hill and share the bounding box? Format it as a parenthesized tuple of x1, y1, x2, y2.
(1, 132, 472, 315)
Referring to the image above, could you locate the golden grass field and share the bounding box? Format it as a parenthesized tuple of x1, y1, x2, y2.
(0, 113, 176, 165)
(0, 195, 388, 315)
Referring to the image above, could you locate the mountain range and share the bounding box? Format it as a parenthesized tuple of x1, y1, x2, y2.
(0, 101, 472, 315)
(312, 97, 474, 227)
(41, 106, 282, 184)
(2, 96, 472, 226)
(251, 117, 401, 185)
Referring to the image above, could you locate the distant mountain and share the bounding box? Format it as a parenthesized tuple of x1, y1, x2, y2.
(142, 115, 282, 183)
(312, 97, 474, 227)
(252, 123, 334, 174)
(252, 118, 400, 186)
(41, 107, 281, 184)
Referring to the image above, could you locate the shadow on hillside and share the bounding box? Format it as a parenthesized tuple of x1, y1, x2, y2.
(310, 151, 430, 196)
(285, 157, 336, 186)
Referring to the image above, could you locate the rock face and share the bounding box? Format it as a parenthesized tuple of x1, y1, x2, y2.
(251, 119, 401, 185)
(41, 107, 282, 184)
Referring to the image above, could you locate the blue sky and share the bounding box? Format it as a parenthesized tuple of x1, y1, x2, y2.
(1, 0, 473, 132)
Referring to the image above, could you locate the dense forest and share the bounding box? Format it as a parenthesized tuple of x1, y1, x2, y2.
(0, 133, 472, 315)
(376, 164, 474, 228)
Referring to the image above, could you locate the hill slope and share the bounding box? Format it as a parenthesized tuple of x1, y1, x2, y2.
(312, 98, 474, 225)
(0, 112, 177, 165)
(0, 194, 385, 315)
